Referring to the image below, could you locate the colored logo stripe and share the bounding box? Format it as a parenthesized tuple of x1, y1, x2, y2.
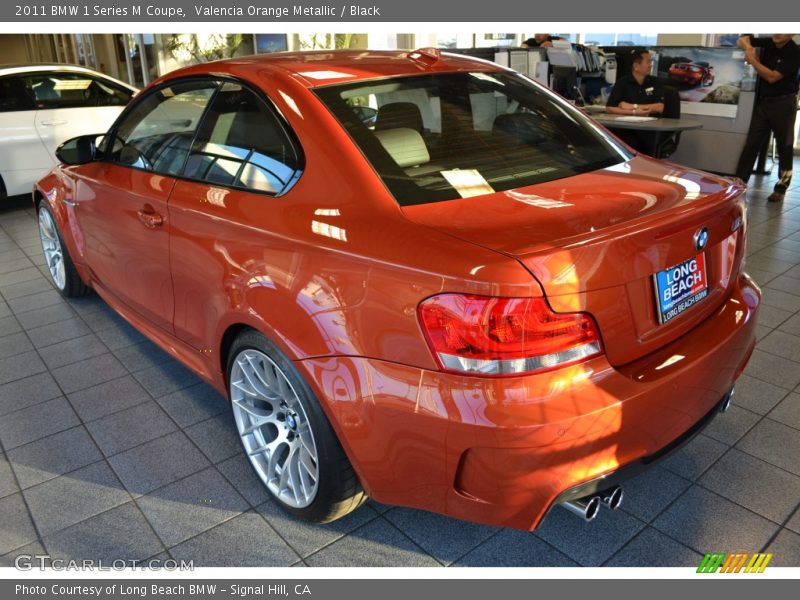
(697, 553, 726, 573)
(721, 553, 749, 573)
(746, 553, 773, 573)
(697, 552, 773, 573)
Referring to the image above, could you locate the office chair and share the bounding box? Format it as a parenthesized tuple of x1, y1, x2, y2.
(656, 86, 681, 158)
(375, 102, 425, 134)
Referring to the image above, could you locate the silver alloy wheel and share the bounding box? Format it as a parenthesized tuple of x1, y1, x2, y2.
(38, 208, 65, 290)
(230, 349, 319, 508)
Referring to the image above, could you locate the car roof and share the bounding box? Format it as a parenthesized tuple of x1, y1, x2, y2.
(0, 63, 138, 91)
(156, 49, 507, 88)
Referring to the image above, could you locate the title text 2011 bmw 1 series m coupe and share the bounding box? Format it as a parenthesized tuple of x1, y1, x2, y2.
(34, 48, 760, 530)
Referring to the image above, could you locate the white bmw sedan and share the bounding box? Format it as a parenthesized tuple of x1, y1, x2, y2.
(0, 64, 137, 198)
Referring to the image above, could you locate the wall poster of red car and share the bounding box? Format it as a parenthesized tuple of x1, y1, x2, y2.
(653, 47, 756, 118)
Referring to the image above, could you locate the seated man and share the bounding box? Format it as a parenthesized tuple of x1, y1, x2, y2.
(605, 49, 666, 154)
(606, 49, 666, 116)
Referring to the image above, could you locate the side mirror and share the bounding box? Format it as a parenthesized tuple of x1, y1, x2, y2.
(55, 134, 103, 165)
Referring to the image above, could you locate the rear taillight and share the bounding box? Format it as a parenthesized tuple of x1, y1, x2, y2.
(418, 294, 603, 377)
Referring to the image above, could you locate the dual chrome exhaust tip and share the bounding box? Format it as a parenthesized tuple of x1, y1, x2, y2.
(562, 387, 734, 522)
(562, 485, 624, 522)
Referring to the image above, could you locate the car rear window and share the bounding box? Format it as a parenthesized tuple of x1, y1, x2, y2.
(315, 71, 631, 206)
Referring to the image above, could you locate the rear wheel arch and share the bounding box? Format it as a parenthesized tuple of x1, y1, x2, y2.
(219, 323, 254, 382)
(218, 321, 356, 449)
(223, 326, 368, 522)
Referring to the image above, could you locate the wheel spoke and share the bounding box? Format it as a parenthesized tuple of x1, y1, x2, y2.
(266, 442, 283, 485)
(298, 444, 317, 479)
(240, 418, 272, 436)
(287, 445, 304, 504)
(278, 446, 295, 497)
(237, 356, 271, 398)
(245, 354, 283, 402)
(232, 396, 271, 420)
(298, 429, 317, 462)
(232, 397, 276, 436)
(231, 378, 259, 398)
(247, 431, 286, 457)
(292, 443, 314, 502)
(294, 455, 311, 500)
(39, 223, 56, 241)
(275, 368, 292, 400)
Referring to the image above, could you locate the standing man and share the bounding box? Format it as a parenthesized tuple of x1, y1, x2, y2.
(735, 34, 800, 202)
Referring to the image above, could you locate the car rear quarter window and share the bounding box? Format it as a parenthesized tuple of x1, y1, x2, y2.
(20, 72, 133, 109)
(0, 76, 35, 112)
(183, 82, 302, 195)
(315, 71, 630, 206)
(105, 80, 217, 176)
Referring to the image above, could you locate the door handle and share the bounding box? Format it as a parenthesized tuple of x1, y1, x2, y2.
(137, 209, 164, 229)
(40, 120, 68, 126)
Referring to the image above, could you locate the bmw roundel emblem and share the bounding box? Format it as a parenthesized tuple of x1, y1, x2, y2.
(694, 227, 709, 252)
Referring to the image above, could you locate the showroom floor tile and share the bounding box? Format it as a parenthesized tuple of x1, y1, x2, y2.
(1, 160, 800, 567)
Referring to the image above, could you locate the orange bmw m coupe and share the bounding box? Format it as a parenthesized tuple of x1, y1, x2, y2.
(34, 49, 759, 530)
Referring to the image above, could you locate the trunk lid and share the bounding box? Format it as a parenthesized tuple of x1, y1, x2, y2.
(402, 157, 747, 366)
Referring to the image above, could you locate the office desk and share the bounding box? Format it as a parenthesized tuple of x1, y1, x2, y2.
(591, 114, 703, 158)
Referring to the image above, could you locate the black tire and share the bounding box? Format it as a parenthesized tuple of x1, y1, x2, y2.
(37, 203, 92, 298)
(227, 329, 367, 523)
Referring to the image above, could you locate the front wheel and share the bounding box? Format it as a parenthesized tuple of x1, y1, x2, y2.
(38, 203, 91, 297)
(227, 330, 367, 523)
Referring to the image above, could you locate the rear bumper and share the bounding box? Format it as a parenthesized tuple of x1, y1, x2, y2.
(547, 387, 732, 512)
(298, 272, 760, 530)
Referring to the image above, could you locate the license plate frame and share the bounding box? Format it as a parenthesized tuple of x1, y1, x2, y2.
(653, 253, 709, 324)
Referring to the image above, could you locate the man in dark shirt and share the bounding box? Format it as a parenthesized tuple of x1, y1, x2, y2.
(606, 50, 666, 116)
(521, 34, 561, 48)
(605, 49, 666, 153)
(735, 34, 800, 202)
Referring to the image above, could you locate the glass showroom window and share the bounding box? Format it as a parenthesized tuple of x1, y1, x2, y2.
(582, 33, 658, 46)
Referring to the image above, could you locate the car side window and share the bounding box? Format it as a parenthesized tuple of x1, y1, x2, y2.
(183, 82, 302, 195)
(105, 81, 217, 176)
(0, 76, 35, 112)
(19, 72, 133, 109)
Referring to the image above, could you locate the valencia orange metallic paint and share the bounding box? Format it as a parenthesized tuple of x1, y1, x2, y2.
(34, 50, 759, 530)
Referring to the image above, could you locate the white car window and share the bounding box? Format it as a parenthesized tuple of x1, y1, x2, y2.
(0, 76, 35, 112)
(20, 72, 133, 109)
